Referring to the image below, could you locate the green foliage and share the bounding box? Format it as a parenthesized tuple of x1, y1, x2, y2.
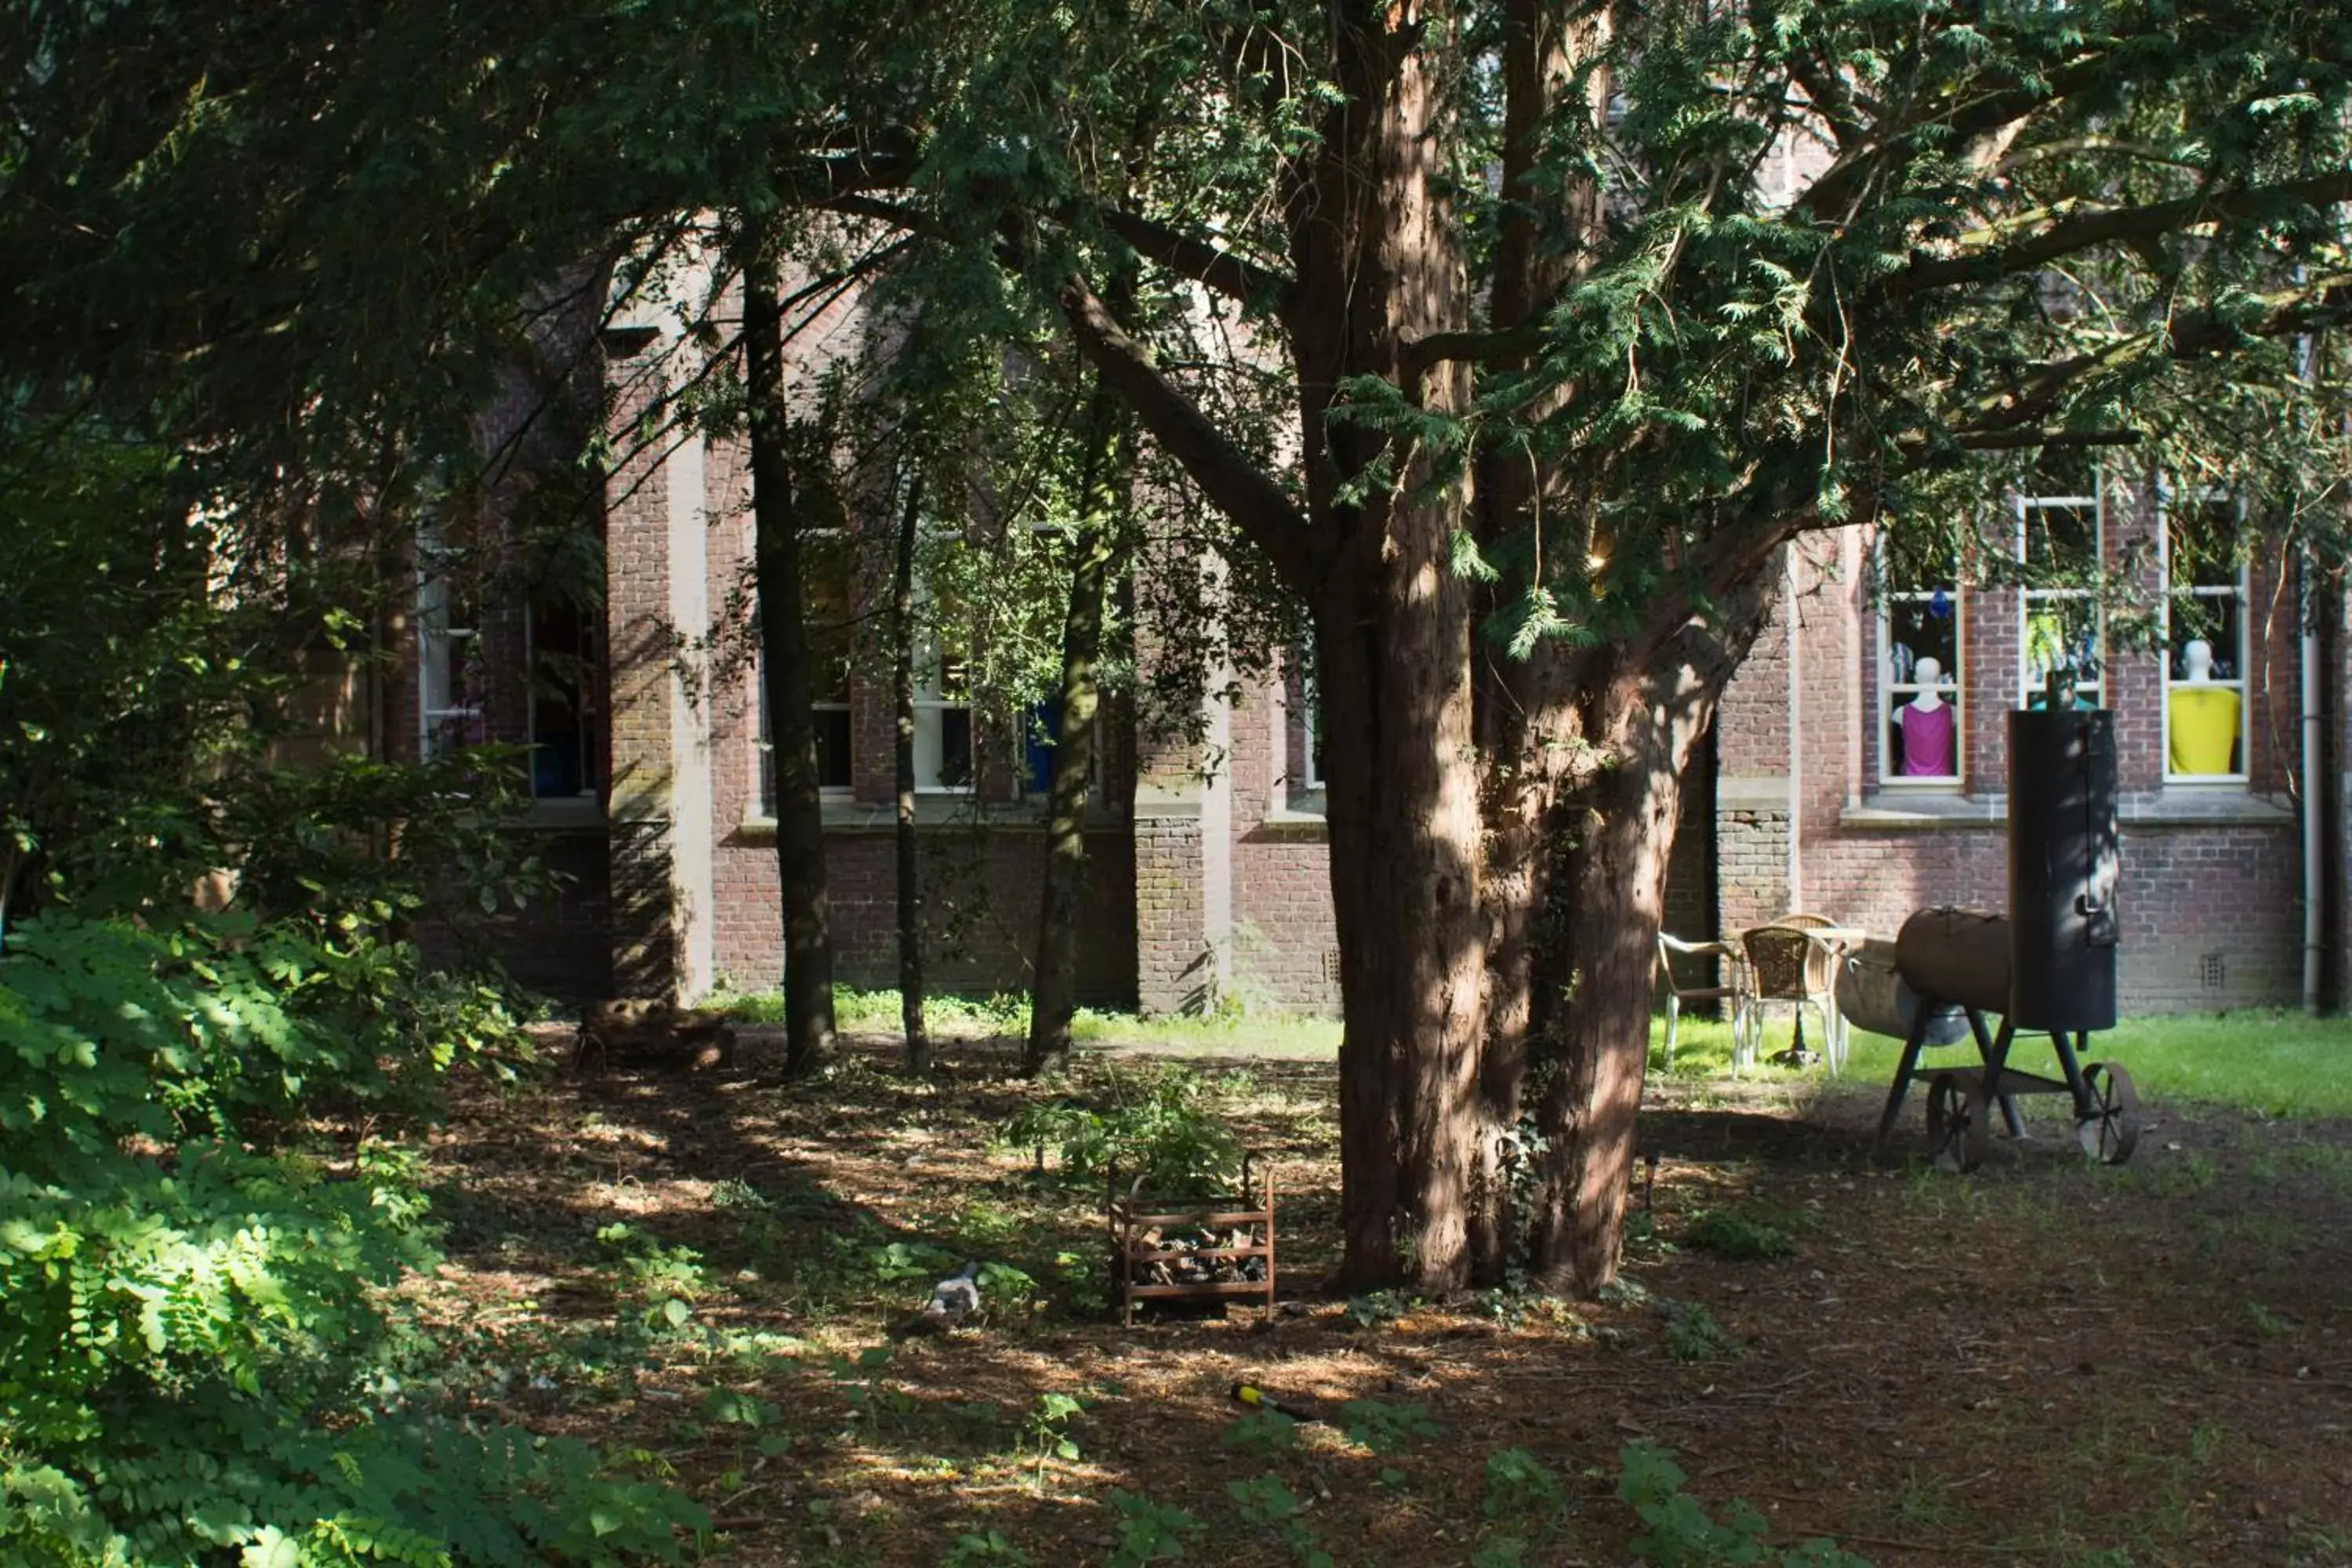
(596, 1224, 707, 1335)
(1220, 1409, 1301, 1460)
(1684, 1211, 1797, 1261)
(1103, 1490, 1202, 1567)
(1000, 1065, 1242, 1192)
(1483, 1449, 1566, 1524)
(0, 912, 706, 1566)
(1020, 1392, 1085, 1490)
(1226, 1475, 1334, 1568)
(1338, 1398, 1440, 1457)
(1620, 1443, 1870, 1567)
(1661, 1301, 1742, 1363)
(1472, 1447, 1573, 1568)
(944, 1529, 1033, 1566)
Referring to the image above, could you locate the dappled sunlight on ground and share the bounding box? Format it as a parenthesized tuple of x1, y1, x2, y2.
(405, 1022, 2352, 1566)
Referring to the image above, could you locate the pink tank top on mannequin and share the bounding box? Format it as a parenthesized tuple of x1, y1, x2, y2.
(1899, 702, 1955, 776)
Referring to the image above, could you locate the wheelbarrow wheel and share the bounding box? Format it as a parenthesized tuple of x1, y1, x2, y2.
(1926, 1073, 1989, 1174)
(2076, 1062, 2140, 1165)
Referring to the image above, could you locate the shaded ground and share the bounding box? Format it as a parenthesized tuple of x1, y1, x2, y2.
(408, 1025, 2352, 1566)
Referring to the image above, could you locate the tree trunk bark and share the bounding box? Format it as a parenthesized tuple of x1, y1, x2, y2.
(1279, 9, 1483, 1293)
(1318, 543, 1486, 1291)
(1526, 717, 1684, 1295)
(1522, 564, 1780, 1292)
(1464, 0, 1616, 1285)
(744, 243, 838, 1076)
(1025, 384, 1131, 1076)
(893, 470, 931, 1072)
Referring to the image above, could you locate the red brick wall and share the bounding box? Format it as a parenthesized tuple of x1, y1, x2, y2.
(709, 822, 1138, 1006)
(1701, 503, 2314, 1015)
(1225, 657, 1341, 1011)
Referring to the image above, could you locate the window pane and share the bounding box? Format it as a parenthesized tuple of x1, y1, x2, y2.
(1886, 590, 1958, 680)
(913, 706, 974, 790)
(1882, 561, 1959, 780)
(2022, 500, 2098, 573)
(2168, 595, 2244, 681)
(530, 601, 597, 796)
(804, 533, 855, 706)
(2168, 498, 2242, 590)
(815, 707, 852, 790)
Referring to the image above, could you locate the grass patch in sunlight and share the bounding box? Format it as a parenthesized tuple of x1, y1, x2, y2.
(1656, 1007, 2352, 1118)
(704, 985, 1343, 1057)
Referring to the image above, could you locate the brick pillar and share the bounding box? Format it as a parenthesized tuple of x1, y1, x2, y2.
(1131, 558, 1232, 1014)
(602, 309, 717, 1003)
(1134, 817, 1211, 1013)
(1714, 555, 1795, 934)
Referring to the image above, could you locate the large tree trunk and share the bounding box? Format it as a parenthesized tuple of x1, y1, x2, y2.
(1521, 564, 1780, 1291)
(1319, 567, 1486, 1290)
(743, 244, 838, 1076)
(1526, 706, 1687, 1295)
(892, 470, 931, 1072)
(1465, 0, 1615, 1285)
(1283, 9, 1483, 1292)
(1025, 384, 1131, 1076)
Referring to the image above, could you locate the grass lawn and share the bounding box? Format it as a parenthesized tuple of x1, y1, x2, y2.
(718, 986, 2352, 1112)
(431, 1000, 2352, 1566)
(1659, 1006, 2352, 1117)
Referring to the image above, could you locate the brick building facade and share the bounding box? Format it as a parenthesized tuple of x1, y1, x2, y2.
(436, 272, 2342, 1020)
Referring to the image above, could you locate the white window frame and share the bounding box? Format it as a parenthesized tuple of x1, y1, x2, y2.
(2160, 488, 2250, 783)
(416, 553, 483, 760)
(1301, 664, 1324, 793)
(751, 523, 856, 818)
(909, 616, 976, 794)
(1875, 550, 1964, 786)
(2015, 477, 2105, 711)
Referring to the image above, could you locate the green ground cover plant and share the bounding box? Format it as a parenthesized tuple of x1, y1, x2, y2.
(0, 916, 706, 1566)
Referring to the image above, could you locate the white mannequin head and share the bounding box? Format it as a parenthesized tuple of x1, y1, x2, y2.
(1908, 656, 1946, 710)
(2180, 638, 2215, 682)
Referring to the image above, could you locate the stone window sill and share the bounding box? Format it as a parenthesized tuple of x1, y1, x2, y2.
(523, 796, 605, 829)
(737, 797, 1123, 835)
(1255, 804, 1330, 839)
(1841, 786, 2293, 829)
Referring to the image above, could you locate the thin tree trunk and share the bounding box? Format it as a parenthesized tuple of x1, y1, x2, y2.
(1025, 383, 1132, 1076)
(894, 469, 931, 1071)
(744, 241, 838, 1076)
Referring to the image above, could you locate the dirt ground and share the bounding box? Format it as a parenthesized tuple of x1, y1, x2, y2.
(408, 1026, 2352, 1567)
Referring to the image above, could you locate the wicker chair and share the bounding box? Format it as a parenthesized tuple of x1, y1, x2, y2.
(1740, 923, 1846, 1073)
(1655, 932, 1748, 1070)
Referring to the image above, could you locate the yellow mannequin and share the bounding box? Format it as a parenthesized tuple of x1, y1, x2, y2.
(2168, 638, 2241, 775)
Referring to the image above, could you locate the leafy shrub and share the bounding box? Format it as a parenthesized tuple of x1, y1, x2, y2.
(1619, 1443, 1870, 1566)
(1103, 1490, 1201, 1566)
(1001, 1065, 1242, 1192)
(1685, 1210, 1797, 1261)
(1660, 1299, 1741, 1363)
(0, 913, 705, 1566)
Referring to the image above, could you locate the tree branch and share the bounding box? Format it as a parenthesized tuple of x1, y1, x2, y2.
(1878, 171, 2352, 301)
(1792, 50, 2117, 224)
(1096, 208, 1294, 313)
(1055, 274, 1318, 586)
